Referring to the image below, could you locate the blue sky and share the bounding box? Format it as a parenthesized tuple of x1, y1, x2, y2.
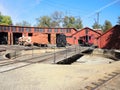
(0, 0, 120, 28)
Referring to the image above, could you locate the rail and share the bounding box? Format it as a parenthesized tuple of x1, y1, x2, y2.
(0, 45, 91, 73)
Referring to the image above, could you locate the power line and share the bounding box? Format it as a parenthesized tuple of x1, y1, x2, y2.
(82, 0, 120, 19)
(41, 0, 87, 16)
(97, 12, 100, 25)
(96, 0, 120, 13)
(44, 0, 86, 12)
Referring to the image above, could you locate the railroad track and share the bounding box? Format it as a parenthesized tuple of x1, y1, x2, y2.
(0, 54, 55, 73)
(85, 71, 120, 90)
(0, 46, 81, 73)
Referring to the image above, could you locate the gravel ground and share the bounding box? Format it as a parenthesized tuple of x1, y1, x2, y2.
(95, 74, 120, 90)
(0, 54, 120, 90)
(75, 54, 114, 64)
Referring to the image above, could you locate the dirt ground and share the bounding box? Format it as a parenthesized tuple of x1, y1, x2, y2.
(0, 54, 120, 90)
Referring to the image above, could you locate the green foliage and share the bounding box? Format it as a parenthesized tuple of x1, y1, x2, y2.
(16, 20, 31, 26)
(92, 22, 101, 29)
(0, 12, 12, 25)
(36, 11, 83, 29)
(63, 16, 75, 28)
(51, 11, 63, 27)
(63, 16, 83, 29)
(75, 18, 83, 29)
(36, 16, 51, 27)
(50, 21, 59, 28)
(102, 20, 112, 32)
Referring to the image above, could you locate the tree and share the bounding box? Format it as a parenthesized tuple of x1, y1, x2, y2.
(0, 12, 12, 25)
(92, 22, 101, 29)
(63, 16, 76, 28)
(63, 16, 69, 27)
(0, 12, 2, 23)
(75, 18, 83, 29)
(63, 16, 71, 28)
(63, 16, 83, 29)
(35, 11, 83, 29)
(16, 20, 31, 26)
(51, 11, 63, 27)
(50, 21, 59, 28)
(36, 16, 51, 27)
(117, 16, 120, 25)
(102, 20, 112, 32)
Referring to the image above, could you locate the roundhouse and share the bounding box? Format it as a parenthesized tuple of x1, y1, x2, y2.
(0, 25, 76, 45)
(69, 27, 102, 46)
(98, 25, 120, 49)
(0, 25, 103, 47)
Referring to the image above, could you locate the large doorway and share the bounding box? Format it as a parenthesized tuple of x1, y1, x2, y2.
(28, 33, 33, 36)
(56, 34, 66, 47)
(56, 34, 60, 43)
(13, 33, 22, 44)
(48, 34, 51, 44)
(0, 32, 8, 44)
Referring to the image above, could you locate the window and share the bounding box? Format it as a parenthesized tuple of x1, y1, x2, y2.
(69, 29, 71, 33)
(3, 26, 7, 31)
(26, 28, 31, 32)
(11, 27, 16, 32)
(85, 29, 89, 34)
(8, 27, 10, 31)
(18, 27, 24, 32)
(89, 36, 91, 40)
(22, 27, 24, 32)
(60, 29, 65, 33)
(66, 29, 71, 33)
(34, 28, 37, 32)
(60, 29, 63, 32)
(54, 29, 58, 33)
(47, 29, 52, 33)
(0, 26, 10, 31)
(34, 28, 38, 32)
(39, 28, 45, 32)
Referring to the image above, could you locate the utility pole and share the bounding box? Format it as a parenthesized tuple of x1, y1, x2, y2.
(96, 12, 100, 26)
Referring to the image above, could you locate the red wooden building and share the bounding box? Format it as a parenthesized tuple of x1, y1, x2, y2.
(0, 25, 103, 46)
(67, 27, 102, 46)
(0, 25, 76, 45)
(98, 25, 120, 49)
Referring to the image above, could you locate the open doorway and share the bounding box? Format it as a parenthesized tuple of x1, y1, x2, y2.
(13, 33, 22, 44)
(56, 34, 66, 47)
(48, 34, 51, 44)
(0, 32, 8, 44)
(28, 33, 33, 36)
(56, 34, 60, 43)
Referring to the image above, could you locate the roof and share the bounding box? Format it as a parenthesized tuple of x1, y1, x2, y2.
(71, 27, 102, 36)
(97, 25, 120, 39)
(0, 24, 77, 31)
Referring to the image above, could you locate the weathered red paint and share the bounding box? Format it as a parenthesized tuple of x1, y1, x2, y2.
(0, 25, 77, 45)
(4, 25, 120, 49)
(69, 27, 102, 46)
(98, 25, 120, 49)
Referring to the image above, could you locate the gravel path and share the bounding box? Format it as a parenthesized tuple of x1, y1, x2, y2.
(0, 52, 120, 90)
